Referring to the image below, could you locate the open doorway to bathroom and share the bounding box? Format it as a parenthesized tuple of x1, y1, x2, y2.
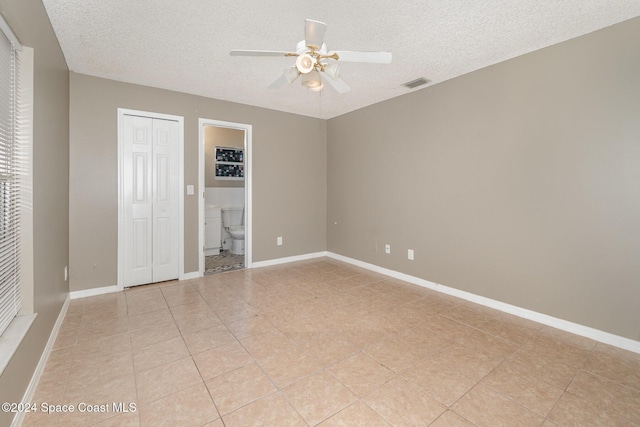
(199, 119, 252, 276)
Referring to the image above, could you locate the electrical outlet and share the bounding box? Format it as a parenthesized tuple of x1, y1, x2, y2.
(385, 244, 391, 254)
(408, 249, 414, 260)
(277, 236, 283, 246)
(64, 266, 68, 281)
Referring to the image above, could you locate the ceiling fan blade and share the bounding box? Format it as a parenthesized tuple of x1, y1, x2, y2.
(268, 68, 299, 89)
(322, 74, 350, 94)
(230, 49, 291, 57)
(333, 51, 392, 64)
(268, 74, 289, 89)
(305, 19, 327, 49)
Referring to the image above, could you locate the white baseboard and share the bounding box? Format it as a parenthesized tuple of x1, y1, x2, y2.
(12, 294, 70, 427)
(180, 271, 201, 280)
(70, 285, 119, 300)
(250, 251, 328, 269)
(327, 252, 640, 354)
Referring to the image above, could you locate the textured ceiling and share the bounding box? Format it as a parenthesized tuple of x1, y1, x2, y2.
(42, 1, 640, 119)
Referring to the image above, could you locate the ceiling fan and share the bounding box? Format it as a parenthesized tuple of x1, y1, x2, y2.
(230, 19, 392, 93)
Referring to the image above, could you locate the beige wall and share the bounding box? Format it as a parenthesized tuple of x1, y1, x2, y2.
(328, 18, 640, 341)
(69, 74, 327, 291)
(0, 1, 69, 425)
(205, 125, 245, 188)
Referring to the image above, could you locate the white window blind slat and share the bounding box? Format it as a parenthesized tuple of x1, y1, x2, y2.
(0, 22, 22, 336)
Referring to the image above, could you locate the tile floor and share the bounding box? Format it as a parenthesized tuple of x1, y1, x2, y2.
(21, 258, 640, 427)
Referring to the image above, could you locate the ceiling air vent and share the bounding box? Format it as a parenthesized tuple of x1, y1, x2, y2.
(403, 77, 430, 89)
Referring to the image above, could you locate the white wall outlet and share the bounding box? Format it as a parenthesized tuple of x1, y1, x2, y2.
(277, 236, 283, 246)
(64, 266, 68, 281)
(385, 244, 391, 254)
(408, 249, 414, 260)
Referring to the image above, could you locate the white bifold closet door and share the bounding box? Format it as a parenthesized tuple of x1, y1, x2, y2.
(123, 114, 179, 287)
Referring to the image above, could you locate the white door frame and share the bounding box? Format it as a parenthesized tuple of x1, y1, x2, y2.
(117, 108, 185, 290)
(198, 118, 252, 275)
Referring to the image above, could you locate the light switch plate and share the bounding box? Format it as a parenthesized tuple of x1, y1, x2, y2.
(186, 185, 194, 195)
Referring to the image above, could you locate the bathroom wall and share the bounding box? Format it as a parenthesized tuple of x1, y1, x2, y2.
(205, 125, 245, 188)
(205, 187, 245, 208)
(69, 73, 327, 291)
(0, 1, 70, 425)
(327, 17, 640, 341)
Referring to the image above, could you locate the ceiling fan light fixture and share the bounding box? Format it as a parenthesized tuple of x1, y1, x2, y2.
(295, 53, 315, 74)
(302, 69, 323, 90)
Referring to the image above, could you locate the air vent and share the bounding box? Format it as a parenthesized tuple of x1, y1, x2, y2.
(403, 77, 430, 89)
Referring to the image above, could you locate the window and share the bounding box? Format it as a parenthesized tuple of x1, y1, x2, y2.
(0, 16, 24, 336)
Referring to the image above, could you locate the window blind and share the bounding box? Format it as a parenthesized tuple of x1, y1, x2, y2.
(0, 19, 23, 336)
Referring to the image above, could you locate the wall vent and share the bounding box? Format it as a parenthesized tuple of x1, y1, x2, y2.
(403, 77, 430, 89)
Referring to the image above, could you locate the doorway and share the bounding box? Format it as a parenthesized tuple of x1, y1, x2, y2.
(117, 109, 184, 289)
(199, 119, 252, 275)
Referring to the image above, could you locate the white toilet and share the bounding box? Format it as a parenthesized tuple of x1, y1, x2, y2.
(221, 207, 245, 255)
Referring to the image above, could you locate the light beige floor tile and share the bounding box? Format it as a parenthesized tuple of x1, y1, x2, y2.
(61, 374, 138, 426)
(328, 352, 395, 397)
(135, 356, 202, 404)
(477, 315, 540, 345)
(504, 348, 578, 390)
(139, 383, 219, 427)
(22, 408, 63, 427)
(429, 410, 476, 427)
(395, 324, 452, 354)
(212, 301, 257, 324)
(283, 371, 357, 426)
(52, 328, 79, 350)
(256, 345, 323, 388)
(127, 296, 168, 316)
(161, 285, 205, 307)
(538, 326, 597, 351)
(182, 324, 237, 355)
(452, 384, 544, 427)
(424, 315, 474, 341)
(339, 322, 390, 350)
(293, 331, 359, 368)
(402, 358, 477, 406)
(205, 363, 276, 415)
(28, 258, 640, 427)
(222, 392, 307, 427)
(583, 343, 640, 391)
(59, 312, 84, 331)
(169, 298, 214, 317)
(128, 307, 174, 331)
(239, 330, 295, 361)
(364, 337, 428, 374)
(317, 400, 391, 427)
(124, 286, 163, 303)
(72, 332, 132, 360)
(521, 332, 592, 368)
(548, 392, 631, 427)
(480, 362, 564, 416)
(428, 342, 502, 382)
(193, 341, 253, 380)
(363, 377, 446, 426)
(130, 320, 181, 351)
(442, 305, 495, 328)
(567, 370, 640, 425)
(92, 411, 140, 427)
(173, 309, 225, 334)
(201, 419, 225, 427)
(66, 351, 135, 392)
(133, 335, 190, 372)
(226, 315, 279, 339)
